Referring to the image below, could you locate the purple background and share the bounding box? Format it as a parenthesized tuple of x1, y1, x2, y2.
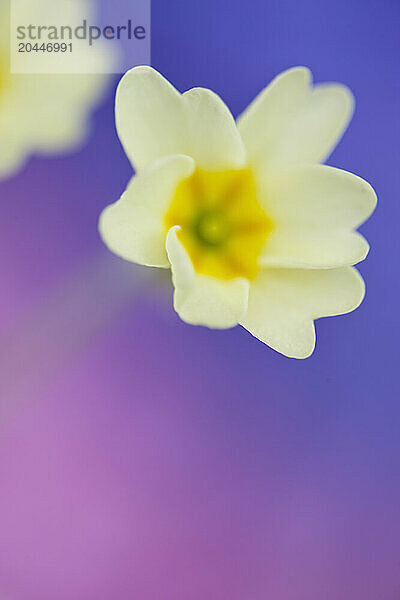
(0, 0, 399, 598)
(97, 0, 151, 72)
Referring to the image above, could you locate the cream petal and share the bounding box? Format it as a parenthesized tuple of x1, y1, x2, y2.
(99, 155, 195, 267)
(237, 67, 311, 166)
(116, 66, 186, 171)
(260, 165, 377, 229)
(183, 87, 246, 170)
(116, 66, 245, 172)
(237, 67, 354, 170)
(240, 266, 365, 359)
(0, 0, 111, 178)
(0, 72, 108, 177)
(260, 230, 369, 269)
(166, 227, 249, 329)
(0, 138, 27, 179)
(258, 164, 376, 269)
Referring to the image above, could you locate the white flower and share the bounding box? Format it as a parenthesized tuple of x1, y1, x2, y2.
(0, 0, 112, 179)
(99, 66, 376, 358)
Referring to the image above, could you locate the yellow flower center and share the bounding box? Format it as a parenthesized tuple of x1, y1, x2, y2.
(164, 167, 273, 280)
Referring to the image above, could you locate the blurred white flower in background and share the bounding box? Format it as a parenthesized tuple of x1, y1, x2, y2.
(99, 67, 376, 359)
(0, 0, 114, 179)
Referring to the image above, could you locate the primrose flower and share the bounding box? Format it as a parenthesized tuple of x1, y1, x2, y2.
(99, 66, 376, 358)
(0, 0, 112, 179)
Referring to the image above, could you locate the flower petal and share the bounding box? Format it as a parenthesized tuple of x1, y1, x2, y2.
(260, 164, 377, 229)
(116, 67, 186, 171)
(116, 66, 245, 171)
(237, 67, 354, 170)
(258, 164, 376, 269)
(99, 155, 195, 267)
(183, 87, 246, 169)
(260, 230, 369, 270)
(240, 266, 365, 359)
(166, 227, 249, 329)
